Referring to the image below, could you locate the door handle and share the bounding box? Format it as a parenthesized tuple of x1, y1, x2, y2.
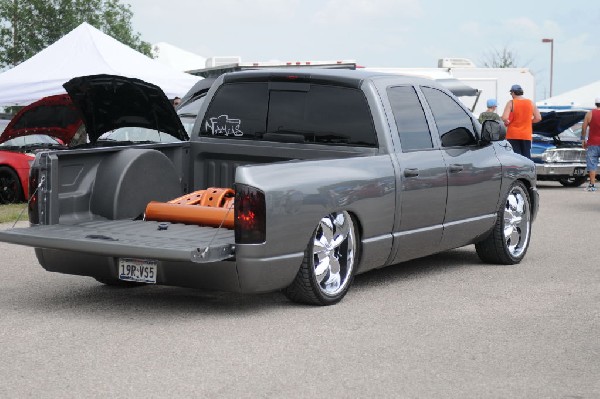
(449, 164, 463, 173)
(404, 168, 419, 177)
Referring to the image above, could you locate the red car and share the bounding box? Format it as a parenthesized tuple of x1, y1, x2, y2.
(0, 95, 82, 203)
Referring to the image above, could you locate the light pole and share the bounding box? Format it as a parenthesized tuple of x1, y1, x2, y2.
(542, 38, 554, 98)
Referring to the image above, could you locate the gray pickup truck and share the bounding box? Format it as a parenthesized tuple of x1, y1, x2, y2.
(0, 70, 539, 305)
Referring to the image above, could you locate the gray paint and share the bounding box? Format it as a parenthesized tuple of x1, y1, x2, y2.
(0, 70, 539, 294)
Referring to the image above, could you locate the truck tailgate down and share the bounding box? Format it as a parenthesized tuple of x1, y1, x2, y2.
(0, 220, 235, 263)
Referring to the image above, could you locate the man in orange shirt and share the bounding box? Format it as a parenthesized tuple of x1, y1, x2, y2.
(501, 84, 542, 159)
(580, 97, 600, 192)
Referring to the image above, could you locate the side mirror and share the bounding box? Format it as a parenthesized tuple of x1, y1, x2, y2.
(481, 120, 506, 142)
(440, 127, 476, 147)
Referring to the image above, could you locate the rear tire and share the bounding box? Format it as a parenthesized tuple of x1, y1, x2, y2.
(283, 211, 358, 306)
(476, 181, 532, 264)
(558, 176, 587, 187)
(0, 166, 24, 204)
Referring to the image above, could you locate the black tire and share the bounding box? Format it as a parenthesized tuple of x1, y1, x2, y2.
(283, 211, 359, 306)
(476, 181, 532, 264)
(558, 176, 587, 187)
(0, 166, 24, 204)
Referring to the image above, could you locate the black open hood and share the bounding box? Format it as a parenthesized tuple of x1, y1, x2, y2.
(63, 74, 188, 143)
(533, 110, 586, 137)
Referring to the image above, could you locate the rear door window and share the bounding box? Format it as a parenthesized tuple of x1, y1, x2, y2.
(201, 82, 377, 147)
(387, 86, 433, 151)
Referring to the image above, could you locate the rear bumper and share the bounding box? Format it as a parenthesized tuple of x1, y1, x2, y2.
(535, 163, 586, 178)
(35, 247, 303, 294)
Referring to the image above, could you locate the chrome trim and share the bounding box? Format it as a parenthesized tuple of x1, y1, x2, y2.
(536, 163, 586, 176)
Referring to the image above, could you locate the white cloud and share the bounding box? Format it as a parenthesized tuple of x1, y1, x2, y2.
(503, 17, 540, 36)
(459, 21, 481, 37)
(556, 34, 598, 64)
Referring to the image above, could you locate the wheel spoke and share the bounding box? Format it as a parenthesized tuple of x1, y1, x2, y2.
(314, 255, 330, 284)
(328, 254, 341, 275)
(323, 272, 341, 293)
(320, 217, 335, 245)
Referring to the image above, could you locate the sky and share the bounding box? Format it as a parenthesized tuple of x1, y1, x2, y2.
(124, 0, 599, 102)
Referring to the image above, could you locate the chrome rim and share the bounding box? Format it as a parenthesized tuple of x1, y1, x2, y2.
(312, 211, 356, 297)
(503, 186, 530, 258)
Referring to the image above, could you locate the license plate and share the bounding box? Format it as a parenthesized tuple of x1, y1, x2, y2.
(118, 258, 157, 283)
(573, 167, 586, 176)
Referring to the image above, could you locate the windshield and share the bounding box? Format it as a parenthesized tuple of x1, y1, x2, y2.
(0, 134, 62, 147)
(177, 96, 205, 117)
(97, 127, 182, 143)
(562, 123, 583, 140)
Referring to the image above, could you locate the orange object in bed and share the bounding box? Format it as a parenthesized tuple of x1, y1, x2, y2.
(145, 187, 235, 228)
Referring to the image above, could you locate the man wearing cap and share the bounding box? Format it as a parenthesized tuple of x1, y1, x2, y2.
(478, 98, 502, 124)
(501, 84, 542, 159)
(580, 97, 600, 192)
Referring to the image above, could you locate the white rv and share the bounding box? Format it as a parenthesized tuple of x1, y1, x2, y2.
(366, 58, 535, 117)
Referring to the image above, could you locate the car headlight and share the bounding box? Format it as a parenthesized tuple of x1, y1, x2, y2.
(530, 153, 542, 160)
(541, 150, 562, 163)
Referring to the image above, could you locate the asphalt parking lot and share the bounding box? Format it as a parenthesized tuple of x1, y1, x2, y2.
(0, 181, 598, 398)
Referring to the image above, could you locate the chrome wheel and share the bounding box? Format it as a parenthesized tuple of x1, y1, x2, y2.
(312, 211, 356, 297)
(475, 181, 532, 265)
(284, 210, 359, 305)
(503, 185, 530, 258)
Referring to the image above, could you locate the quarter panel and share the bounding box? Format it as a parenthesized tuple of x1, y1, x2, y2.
(235, 155, 396, 267)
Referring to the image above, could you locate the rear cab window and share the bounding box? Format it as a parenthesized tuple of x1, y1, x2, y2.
(200, 81, 377, 147)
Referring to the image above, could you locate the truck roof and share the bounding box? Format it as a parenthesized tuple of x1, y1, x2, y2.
(221, 68, 447, 89)
(188, 61, 358, 78)
(213, 69, 478, 112)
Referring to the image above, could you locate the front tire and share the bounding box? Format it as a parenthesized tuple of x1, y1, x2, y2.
(0, 166, 24, 204)
(558, 176, 587, 187)
(283, 211, 358, 305)
(476, 181, 532, 264)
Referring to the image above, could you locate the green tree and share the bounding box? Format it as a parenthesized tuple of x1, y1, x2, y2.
(0, 0, 152, 68)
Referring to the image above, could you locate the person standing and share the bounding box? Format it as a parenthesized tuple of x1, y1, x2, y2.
(580, 97, 600, 192)
(501, 84, 542, 159)
(478, 99, 502, 123)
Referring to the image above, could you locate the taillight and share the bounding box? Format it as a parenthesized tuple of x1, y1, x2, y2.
(234, 184, 266, 244)
(28, 168, 39, 224)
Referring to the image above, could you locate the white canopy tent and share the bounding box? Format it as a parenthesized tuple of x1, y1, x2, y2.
(537, 80, 600, 110)
(0, 22, 200, 106)
(152, 42, 207, 72)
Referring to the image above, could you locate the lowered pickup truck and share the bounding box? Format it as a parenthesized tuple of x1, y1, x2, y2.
(0, 70, 539, 305)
